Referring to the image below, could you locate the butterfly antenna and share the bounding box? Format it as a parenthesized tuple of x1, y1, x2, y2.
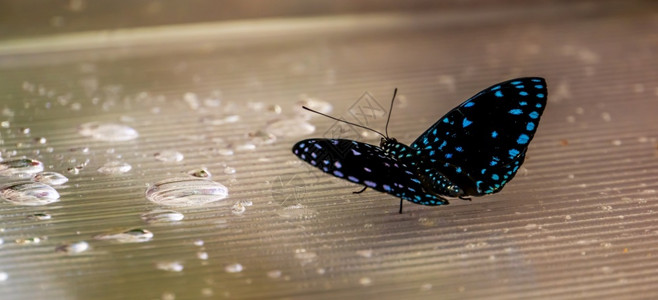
(384, 88, 397, 138)
(301, 106, 387, 139)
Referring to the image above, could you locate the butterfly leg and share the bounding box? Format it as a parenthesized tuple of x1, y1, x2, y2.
(459, 196, 472, 201)
(399, 199, 403, 214)
(353, 186, 367, 194)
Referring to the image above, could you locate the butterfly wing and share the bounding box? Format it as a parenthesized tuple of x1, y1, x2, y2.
(411, 77, 547, 196)
(292, 139, 448, 205)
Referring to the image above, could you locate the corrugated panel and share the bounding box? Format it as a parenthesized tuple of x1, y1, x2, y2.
(1, 2, 657, 299)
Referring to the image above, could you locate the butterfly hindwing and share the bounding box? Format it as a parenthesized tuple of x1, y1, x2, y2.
(292, 139, 448, 205)
(410, 77, 547, 195)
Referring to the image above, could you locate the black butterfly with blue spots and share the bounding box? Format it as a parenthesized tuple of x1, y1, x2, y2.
(292, 78, 547, 213)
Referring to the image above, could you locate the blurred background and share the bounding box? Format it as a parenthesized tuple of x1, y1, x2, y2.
(1, 0, 658, 299)
(0, 0, 614, 39)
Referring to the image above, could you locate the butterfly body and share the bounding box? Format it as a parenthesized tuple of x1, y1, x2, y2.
(293, 77, 547, 208)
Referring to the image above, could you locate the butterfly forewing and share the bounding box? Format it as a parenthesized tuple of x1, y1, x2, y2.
(411, 78, 547, 195)
(292, 139, 448, 205)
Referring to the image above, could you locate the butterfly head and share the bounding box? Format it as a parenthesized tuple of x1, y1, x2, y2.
(380, 137, 397, 148)
(381, 137, 405, 157)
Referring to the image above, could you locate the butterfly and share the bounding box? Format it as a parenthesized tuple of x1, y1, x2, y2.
(292, 78, 547, 213)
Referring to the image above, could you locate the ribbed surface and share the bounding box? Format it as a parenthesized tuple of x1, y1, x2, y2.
(1, 2, 657, 299)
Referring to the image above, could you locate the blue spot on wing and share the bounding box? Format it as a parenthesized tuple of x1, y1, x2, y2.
(517, 134, 530, 144)
(529, 111, 539, 119)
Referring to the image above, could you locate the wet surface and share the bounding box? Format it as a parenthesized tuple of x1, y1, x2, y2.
(1, 2, 658, 299)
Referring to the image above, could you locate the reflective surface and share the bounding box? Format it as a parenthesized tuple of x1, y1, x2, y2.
(1, 2, 658, 299)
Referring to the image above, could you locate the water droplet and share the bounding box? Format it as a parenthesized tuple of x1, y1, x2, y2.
(216, 148, 234, 156)
(0, 272, 8, 282)
(267, 270, 282, 279)
(78, 122, 138, 142)
(359, 277, 372, 286)
(161, 291, 176, 300)
(223, 166, 236, 175)
(204, 95, 221, 108)
(225, 263, 243, 273)
(524, 223, 538, 230)
(154, 150, 184, 162)
(417, 217, 435, 227)
(157, 261, 184, 272)
(202, 115, 240, 125)
(15, 236, 44, 245)
(188, 168, 211, 178)
(234, 143, 256, 151)
(200, 288, 214, 297)
(230, 200, 252, 215)
(141, 209, 185, 224)
(93, 228, 153, 243)
(266, 118, 315, 137)
(197, 252, 209, 260)
(183, 92, 200, 110)
(247, 130, 277, 145)
(32, 172, 68, 185)
(600, 205, 613, 211)
(145, 177, 229, 207)
(356, 249, 373, 258)
(277, 204, 317, 219)
(0, 158, 44, 177)
(55, 241, 89, 254)
(294, 248, 317, 264)
(70, 146, 90, 153)
(1, 182, 60, 205)
(295, 96, 333, 117)
(420, 283, 433, 291)
(193, 239, 204, 247)
(97, 161, 132, 174)
(27, 213, 52, 220)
